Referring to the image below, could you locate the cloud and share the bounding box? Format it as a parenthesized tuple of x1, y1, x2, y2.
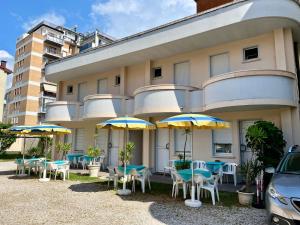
(22, 11, 66, 31)
(0, 50, 14, 90)
(90, 0, 195, 38)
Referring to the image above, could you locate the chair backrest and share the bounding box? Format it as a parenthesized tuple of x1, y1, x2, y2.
(107, 166, 115, 176)
(114, 167, 123, 177)
(169, 160, 176, 168)
(193, 174, 204, 186)
(223, 163, 237, 174)
(170, 169, 182, 182)
(193, 160, 206, 169)
(130, 168, 139, 176)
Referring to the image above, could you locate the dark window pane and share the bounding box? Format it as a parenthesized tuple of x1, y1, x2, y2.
(244, 47, 258, 60)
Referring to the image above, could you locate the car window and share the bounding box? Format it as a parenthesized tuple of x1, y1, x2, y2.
(279, 153, 300, 175)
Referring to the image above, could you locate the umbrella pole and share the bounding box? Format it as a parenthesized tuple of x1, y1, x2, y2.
(40, 136, 50, 182)
(185, 126, 201, 208)
(18, 136, 27, 176)
(118, 127, 131, 195)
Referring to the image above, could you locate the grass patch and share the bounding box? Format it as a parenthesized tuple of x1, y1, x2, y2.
(68, 173, 240, 207)
(69, 173, 100, 183)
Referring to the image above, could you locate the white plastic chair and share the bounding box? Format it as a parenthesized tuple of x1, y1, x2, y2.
(78, 156, 88, 170)
(164, 160, 176, 175)
(197, 175, 220, 205)
(131, 168, 151, 193)
(222, 163, 238, 186)
(192, 160, 207, 170)
(107, 166, 118, 189)
(170, 169, 187, 199)
(54, 162, 70, 181)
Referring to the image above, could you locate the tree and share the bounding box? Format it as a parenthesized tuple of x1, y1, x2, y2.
(246, 121, 286, 168)
(119, 142, 135, 167)
(56, 142, 72, 159)
(0, 123, 17, 154)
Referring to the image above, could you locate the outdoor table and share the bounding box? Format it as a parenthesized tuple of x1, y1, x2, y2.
(66, 153, 84, 165)
(177, 169, 212, 182)
(206, 161, 225, 173)
(174, 160, 192, 166)
(117, 165, 145, 174)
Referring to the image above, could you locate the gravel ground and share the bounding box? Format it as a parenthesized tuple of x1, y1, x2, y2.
(0, 162, 267, 225)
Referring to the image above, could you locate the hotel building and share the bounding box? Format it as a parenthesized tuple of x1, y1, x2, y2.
(5, 21, 113, 125)
(45, 0, 300, 171)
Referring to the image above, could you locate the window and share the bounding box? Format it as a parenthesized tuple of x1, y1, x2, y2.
(174, 62, 190, 85)
(152, 67, 162, 79)
(97, 78, 108, 94)
(115, 75, 121, 86)
(213, 125, 233, 155)
(243, 46, 259, 61)
(67, 85, 73, 94)
(210, 53, 230, 77)
(175, 129, 191, 154)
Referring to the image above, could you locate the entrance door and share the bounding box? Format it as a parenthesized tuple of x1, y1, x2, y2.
(156, 129, 170, 172)
(240, 120, 256, 164)
(174, 62, 190, 85)
(109, 130, 120, 166)
(129, 130, 143, 165)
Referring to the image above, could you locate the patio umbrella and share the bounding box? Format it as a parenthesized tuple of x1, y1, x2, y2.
(22, 124, 72, 182)
(8, 125, 35, 176)
(96, 116, 156, 195)
(157, 114, 230, 208)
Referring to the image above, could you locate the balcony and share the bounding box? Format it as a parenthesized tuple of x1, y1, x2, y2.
(43, 48, 62, 59)
(83, 95, 131, 119)
(45, 101, 81, 122)
(202, 70, 297, 112)
(133, 85, 198, 116)
(44, 34, 64, 46)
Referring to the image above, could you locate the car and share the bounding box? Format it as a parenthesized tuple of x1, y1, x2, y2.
(266, 145, 300, 225)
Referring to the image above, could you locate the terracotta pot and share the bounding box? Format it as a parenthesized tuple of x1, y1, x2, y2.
(237, 191, 254, 206)
(88, 165, 100, 177)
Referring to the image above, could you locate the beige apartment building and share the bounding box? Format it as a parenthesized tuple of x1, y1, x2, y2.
(5, 21, 114, 126)
(0, 61, 12, 122)
(45, 0, 300, 172)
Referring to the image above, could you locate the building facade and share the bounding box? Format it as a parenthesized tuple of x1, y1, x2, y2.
(0, 61, 12, 122)
(5, 21, 114, 126)
(45, 0, 300, 171)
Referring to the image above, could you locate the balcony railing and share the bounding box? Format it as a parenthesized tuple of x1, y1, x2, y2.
(44, 48, 62, 58)
(44, 34, 64, 45)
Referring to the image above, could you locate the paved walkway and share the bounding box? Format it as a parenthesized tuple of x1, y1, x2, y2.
(0, 161, 267, 225)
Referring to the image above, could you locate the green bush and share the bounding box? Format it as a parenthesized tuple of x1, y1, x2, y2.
(0, 123, 17, 154)
(246, 121, 286, 168)
(87, 146, 101, 165)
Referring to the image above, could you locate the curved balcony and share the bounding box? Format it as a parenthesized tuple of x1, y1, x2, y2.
(45, 101, 81, 122)
(133, 85, 198, 116)
(83, 94, 131, 119)
(202, 70, 297, 112)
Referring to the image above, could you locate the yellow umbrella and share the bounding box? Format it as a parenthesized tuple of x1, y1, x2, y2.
(97, 116, 156, 195)
(157, 114, 230, 208)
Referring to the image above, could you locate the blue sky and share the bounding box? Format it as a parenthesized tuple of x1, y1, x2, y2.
(0, 0, 195, 80)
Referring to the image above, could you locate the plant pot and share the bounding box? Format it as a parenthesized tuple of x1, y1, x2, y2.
(88, 165, 100, 177)
(238, 191, 254, 206)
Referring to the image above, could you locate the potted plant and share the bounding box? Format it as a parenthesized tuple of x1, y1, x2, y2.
(238, 125, 266, 205)
(119, 142, 135, 167)
(56, 142, 72, 160)
(238, 159, 261, 205)
(87, 146, 101, 177)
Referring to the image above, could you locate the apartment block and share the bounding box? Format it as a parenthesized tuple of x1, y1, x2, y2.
(0, 61, 12, 122)
(5, 21, 114, 125)
(45, 0, 300, 171)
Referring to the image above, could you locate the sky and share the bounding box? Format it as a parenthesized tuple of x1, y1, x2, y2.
(0, 0, 196, 89)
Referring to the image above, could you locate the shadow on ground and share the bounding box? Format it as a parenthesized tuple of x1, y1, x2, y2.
(69, 182, 111, 193)
(0, 170, 15, 176)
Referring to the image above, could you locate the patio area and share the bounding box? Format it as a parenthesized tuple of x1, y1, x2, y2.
(0, 161, 267, 225)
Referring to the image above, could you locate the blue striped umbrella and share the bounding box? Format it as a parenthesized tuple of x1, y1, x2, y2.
(97, 117, 155, 195)
(156, 114, 230, 208)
